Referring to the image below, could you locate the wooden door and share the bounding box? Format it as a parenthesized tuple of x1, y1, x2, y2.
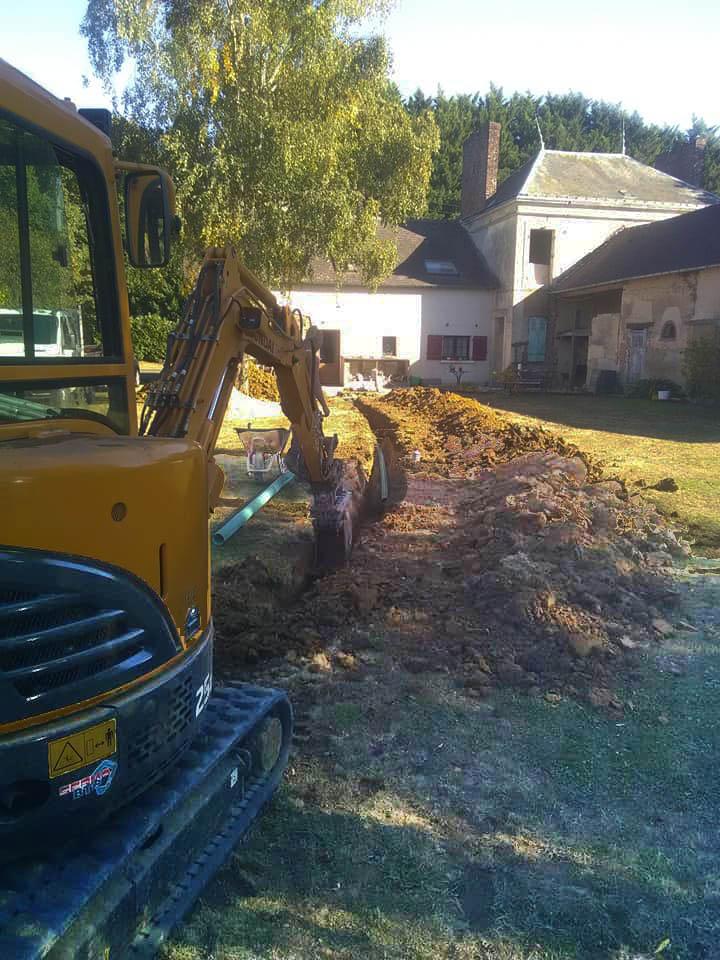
(628, 329, 647, 383)
(319, 329, 342, 386)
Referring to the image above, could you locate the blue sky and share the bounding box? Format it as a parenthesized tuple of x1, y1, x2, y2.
(2, 0, 718, 130)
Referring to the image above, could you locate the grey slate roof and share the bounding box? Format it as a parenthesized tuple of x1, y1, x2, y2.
(303, 219, 497, 289)
(554, 202, 720, 293)
(482, 150, 716, 213)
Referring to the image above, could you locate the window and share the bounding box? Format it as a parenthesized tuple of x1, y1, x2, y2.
(382, 336, 397, 356)
(0, 379, 128, 433)
(424, 259, 459, 276)
(0, 115, 120, 362)
(441, 336, 470, 360)
(660, 321, 677, 340)
(529, 229, 553, 266)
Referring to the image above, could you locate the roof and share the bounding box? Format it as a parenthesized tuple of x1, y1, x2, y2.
(303, 219, 497, 289)
(554, 202, 720, 294)
(481, 149, 717, 214)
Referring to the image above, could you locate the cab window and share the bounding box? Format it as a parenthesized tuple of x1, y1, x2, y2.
(0, 115, 121, 361)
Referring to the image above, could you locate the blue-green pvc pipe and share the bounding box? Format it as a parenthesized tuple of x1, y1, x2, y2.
(375, 444, 389, 501)
(212, 471, 296, 545)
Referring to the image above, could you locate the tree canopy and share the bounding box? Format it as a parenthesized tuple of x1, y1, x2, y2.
(406, 87, 719, 219)
(83, 0, 438, 288)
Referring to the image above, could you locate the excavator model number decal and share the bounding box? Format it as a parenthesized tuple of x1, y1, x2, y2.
(195, 671, 212, 717)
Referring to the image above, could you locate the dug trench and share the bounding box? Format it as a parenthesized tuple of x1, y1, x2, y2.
(182, 389, 720, 960)
(213, 388, 687, 708)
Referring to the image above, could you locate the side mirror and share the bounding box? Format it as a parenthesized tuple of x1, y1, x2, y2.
(124, 170, 174, 267)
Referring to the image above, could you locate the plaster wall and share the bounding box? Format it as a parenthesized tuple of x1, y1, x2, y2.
(284, 286, 495, 385)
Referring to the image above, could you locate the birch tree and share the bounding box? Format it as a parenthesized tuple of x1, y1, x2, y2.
(83, 0, 438, 286)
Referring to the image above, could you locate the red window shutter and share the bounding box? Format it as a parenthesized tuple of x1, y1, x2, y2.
(427, 335, 443, 360)
(472, 336, 488, 361)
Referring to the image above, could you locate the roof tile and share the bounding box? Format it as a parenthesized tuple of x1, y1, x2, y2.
(554, 202, 720, 292)
(482, 150, 716, 213)
(302, 219, 497, 289)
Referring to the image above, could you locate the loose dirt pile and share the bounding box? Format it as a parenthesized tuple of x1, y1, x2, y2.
(213, 388, 690, 708)
(359, 387, 601, 479)
(244, 358, 280, 402)
(450, 450, 688, 700)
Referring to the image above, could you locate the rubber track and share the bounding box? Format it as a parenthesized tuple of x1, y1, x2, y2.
(0, 684, 292, 960)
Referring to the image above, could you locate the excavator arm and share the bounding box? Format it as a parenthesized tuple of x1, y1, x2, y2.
(139, 246, 353, 565)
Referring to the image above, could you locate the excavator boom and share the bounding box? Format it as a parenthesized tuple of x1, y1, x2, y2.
(140, 246, 354, 566)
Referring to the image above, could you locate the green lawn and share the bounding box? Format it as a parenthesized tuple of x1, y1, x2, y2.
(481, 394, 720, 554)
(167, 575, 720, 960)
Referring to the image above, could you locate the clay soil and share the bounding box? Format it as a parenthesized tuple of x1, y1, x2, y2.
(213, 388, 689, 710)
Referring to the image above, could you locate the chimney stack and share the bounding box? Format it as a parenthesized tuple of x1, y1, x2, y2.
(654, 136, 707, 188)
(461, 121, 501, 219)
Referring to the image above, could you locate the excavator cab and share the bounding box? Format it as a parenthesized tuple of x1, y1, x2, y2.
(0, 109, 130, 430)
(0, 64, 220, 862)
(0, 59, 347, 871)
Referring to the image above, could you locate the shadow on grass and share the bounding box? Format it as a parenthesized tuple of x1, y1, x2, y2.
(175, 775, 719, 960)
(483, 394, 720, 444)
(174, 595, 720, 960)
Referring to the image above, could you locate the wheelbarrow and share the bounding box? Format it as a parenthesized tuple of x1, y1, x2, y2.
(234, 426, 291, 481)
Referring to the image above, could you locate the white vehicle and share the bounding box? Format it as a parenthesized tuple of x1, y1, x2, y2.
(0, 308, 84, 358)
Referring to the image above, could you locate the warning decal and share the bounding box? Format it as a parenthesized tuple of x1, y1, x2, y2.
(48, 718, 117, 779)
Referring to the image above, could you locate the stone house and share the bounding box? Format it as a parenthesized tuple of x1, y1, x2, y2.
(283, 219, 497, 387)
(460, 124, 715, 380)
(552, 202, 720, 389)
(287, 126, 716, 391)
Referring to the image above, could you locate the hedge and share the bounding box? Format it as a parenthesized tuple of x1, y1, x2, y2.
(130, 313, 175, 362)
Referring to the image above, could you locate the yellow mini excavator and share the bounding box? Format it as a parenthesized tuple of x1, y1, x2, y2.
(0, 60, 354, 956)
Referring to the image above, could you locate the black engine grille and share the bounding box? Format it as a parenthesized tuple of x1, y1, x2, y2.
(0, 591, 151, 703)
(130, 673, 194, 771)
(0, 549, 182, 722)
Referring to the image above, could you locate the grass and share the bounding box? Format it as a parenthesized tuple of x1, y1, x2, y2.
(167, 574, 720, 960)
(480, 393, 720, 554)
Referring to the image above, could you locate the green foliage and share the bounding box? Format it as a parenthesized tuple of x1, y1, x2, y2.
(627, 378, 685, 400)
(682, 332, 720, 400)
(407, 86, 718, 220)
(129, 312, 174, 362)
(125, 255, 186, 321)
(83, 0, 438, 288)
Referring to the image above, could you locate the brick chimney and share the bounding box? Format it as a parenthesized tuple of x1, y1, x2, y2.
(461, 122, 501, 219)
(654, 136, 707, 188)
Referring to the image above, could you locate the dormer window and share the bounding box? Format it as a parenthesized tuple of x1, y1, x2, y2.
(424, 259, 459, 276)
(660, 321, 677, 340)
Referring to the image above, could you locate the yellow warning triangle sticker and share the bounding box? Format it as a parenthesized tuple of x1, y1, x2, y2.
(52, 741, 84, 774)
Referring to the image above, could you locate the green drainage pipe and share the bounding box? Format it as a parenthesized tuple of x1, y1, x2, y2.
(212, 471, 296, 546)
(375, 443, 389, 501)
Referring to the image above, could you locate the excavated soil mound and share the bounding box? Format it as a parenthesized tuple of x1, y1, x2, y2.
(245, 359, 280, 402)
(213, 389, 690, 708)
(359, 387, 601, 480)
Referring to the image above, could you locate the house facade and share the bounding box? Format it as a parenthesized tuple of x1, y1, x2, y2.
(283, 220, 497, 387)
(286, 128, 716, 391)
(552, 203, 720, 389)
(460, 124, 716, 382)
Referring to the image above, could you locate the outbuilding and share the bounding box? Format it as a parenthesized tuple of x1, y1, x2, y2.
(552, 202, 720, 390)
